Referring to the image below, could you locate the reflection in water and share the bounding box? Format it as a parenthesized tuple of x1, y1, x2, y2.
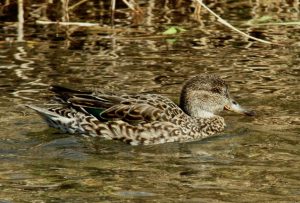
(0, 1, 300, 202)
(17, 0, 24, 42)
(14, 46, 34, 80)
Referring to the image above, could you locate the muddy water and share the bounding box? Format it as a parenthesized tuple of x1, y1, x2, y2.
(0, 1, 299, 202)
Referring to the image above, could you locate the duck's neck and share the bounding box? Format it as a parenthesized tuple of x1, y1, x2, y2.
(179, 90, 219, 119)
(187, 106, 216, 118)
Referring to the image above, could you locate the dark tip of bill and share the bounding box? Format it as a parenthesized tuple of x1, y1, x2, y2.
(245, 110, 256, 116)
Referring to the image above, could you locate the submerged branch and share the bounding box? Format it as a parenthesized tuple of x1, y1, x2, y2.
(195, 0, 273, 45)
(69, 0, 89, 11)
(255, 22, 300, 26)
(122, 0, 136, 11)
(36, 20, 100, 26)
(35, 20, 149, 34)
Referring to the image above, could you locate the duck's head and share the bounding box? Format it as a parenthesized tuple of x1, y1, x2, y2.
(180, 74, 255, 118)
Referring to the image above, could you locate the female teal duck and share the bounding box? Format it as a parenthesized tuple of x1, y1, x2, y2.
(27, 74, 255, 145)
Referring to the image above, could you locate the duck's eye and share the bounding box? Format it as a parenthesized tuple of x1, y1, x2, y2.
(211, 88, 222, 94)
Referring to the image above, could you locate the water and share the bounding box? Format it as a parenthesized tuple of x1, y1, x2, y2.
(0, 1, 299, 202)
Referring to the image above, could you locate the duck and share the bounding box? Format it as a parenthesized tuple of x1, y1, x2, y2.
(26, 74, 255, 145)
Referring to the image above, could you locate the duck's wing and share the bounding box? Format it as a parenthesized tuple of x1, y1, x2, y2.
(50, 86, 183, 124)
(119, 94, 184, 118)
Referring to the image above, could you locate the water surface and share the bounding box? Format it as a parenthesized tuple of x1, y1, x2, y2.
(0, 1, 299, 202)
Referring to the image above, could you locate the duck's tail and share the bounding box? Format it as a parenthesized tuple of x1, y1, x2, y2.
(26, 104, 81, 134)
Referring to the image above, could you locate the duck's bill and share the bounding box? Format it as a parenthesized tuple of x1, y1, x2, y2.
(224, 102, 256, 116)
